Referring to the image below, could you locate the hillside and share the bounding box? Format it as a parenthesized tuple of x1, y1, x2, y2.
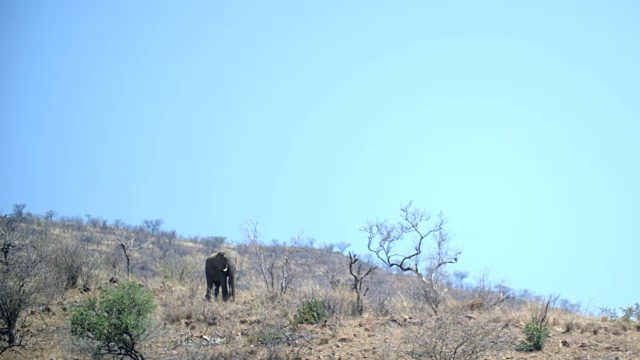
(1, 214, 639, 359)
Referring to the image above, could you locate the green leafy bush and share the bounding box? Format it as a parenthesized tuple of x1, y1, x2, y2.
(517, 321, 550, 351)
(517, 296, 555, 352)
(294, 297, 329, 325)
(70, 282, 156, 360)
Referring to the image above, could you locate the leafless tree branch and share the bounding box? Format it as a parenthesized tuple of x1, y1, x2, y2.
(363, 201, 460, 313)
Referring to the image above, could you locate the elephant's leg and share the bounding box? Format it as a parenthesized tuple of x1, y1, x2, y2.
(205, 269, 214, 301)
(213, 281, 221, 300)
(221, 276, 229, 301)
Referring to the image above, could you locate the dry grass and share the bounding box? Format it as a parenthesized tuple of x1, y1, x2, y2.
(1, 219, 639, 359)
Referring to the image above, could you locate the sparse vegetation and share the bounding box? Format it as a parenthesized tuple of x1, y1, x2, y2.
(600, 303, 640, 332)
(1, 204, 639, 359)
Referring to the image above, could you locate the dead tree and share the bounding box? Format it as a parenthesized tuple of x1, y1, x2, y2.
(1, 215, 24, 266)
(348, 252, 375, 316)
(472, 270, 514, 310)
(242, 221, 300, 297)
(0, 211, 49, 352)
(143, 219, 164, 236)
(363, 201, 460, 314)
(158, 230, 177, 260)
(112, 225, 152, 280)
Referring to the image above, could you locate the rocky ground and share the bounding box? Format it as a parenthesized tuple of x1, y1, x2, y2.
(2, 286, 639, 360)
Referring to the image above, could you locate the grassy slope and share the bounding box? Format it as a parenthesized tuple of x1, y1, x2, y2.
(1, 219, 638, 359)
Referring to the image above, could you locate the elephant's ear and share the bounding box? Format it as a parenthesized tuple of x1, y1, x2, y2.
(235, 255, 240, 271)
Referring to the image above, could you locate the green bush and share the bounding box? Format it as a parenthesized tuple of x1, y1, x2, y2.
(294, 297, 329, 325)
(70, 282, 156, 360)
(516, 296, 555, 352)
(620, 303, 640, 323)
(601, 303, 640, 331)
(517, 322, 550, 352)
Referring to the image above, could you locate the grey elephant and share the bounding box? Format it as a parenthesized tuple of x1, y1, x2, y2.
(205, 251, 237, 301)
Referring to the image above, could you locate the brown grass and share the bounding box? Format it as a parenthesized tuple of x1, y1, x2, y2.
(1, 219, 639, 359)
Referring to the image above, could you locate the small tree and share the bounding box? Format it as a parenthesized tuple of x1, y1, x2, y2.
(50, 238, 88, 289)
(158, 230, 177, 260)
(202, 236, 226, 254)
(112, 225, 152, 279)
(243, 221, 300, 297)
(335, 242, 351, 254)
(0, 210, 51, 353)
(363, 201, 460, 314)
(142, 219, 163, 236)
(517, 295, 558, 352)
(70, 281, 156, 360)
(348, 252, 375, 316)
(453, 270, 468, 290)
(471, 270, 513, 310)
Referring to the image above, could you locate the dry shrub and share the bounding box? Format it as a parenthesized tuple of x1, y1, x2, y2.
(406, 307, 512, 360)
(367, 288, 397, 317)
(563, 318, 577, 333)
(49, 238, 90, 290)
(161, 253, 202, 283)
(247, 318, 309, 359)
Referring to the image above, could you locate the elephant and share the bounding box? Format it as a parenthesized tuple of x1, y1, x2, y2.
(205, 251, 237, 301)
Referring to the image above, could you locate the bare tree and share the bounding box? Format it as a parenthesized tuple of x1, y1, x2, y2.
(348, 252, 375, 316)
(44, 210, 56, 222)
(453, 270, 468, 290)
(51, 241, 87, 289)
(321, 242, 335, 253)
(158, 230, 177, 259)
(88, 216, 102, 229)
(163, 229, 176, 245)
(363, 201, 460, 314)
(279, 230, 304, 295)
(243, 220, 274, 296)
(335, 242, 351, 254)
(1, 215, 24, 266)
(472, 270, 513, 310)
(0, 211, 50, 353)
(143, 219, 164, 236)
(11, 204, 26, 219)
(202, 236, 226, 254)
(112, 224, 152, 279)
(243, 221, 300, 297)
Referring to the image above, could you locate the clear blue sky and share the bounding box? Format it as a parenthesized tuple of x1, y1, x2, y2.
(1, 1, 638, 310)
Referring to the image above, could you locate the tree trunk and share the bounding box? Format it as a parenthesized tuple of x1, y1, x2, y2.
(356, 293, 364, 316)
(7, 317, 16, 345)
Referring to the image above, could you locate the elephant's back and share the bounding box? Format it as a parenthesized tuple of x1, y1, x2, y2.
(205, 252, 221, 267)
(205, 250, 239, 270)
